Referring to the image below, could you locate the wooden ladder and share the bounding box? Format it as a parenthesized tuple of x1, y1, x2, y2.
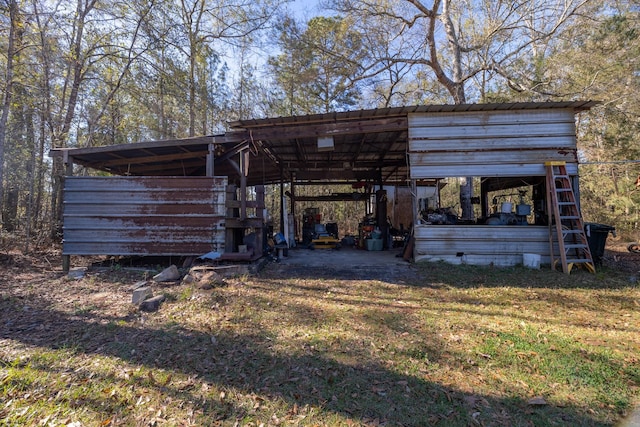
(545, 161, 595, 274)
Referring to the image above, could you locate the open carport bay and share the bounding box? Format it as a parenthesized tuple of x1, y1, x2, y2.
(269, 245, 416, 282)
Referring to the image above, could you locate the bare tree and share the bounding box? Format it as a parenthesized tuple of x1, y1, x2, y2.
(39, 0, 154, 237)
(172, 0, 284, 136)
(0, 0, 19, 230)
(326, 0, 595, 218)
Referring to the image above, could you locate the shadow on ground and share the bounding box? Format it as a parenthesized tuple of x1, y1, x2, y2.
(0, 286, 617, 426)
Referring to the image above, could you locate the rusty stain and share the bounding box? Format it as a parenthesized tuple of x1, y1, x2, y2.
(63, 177, 227, 256)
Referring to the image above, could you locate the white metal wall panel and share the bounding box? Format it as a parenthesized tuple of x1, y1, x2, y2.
(414, 225, 555, 267)
(408, 109, 578, 178)
(411, 163, 578, 178)
(63, 176, 227, 256)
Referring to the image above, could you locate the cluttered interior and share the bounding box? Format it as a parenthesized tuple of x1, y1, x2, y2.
(273, 175, 551, 257)
(419, 176, 549, 227)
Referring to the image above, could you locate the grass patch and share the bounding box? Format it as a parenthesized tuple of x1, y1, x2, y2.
(0, 258, 638, 426)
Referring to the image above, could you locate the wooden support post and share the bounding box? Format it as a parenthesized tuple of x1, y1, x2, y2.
(290, 175, 296, 242)
(62, 150, 73, 273)
(279, 170, 285, 234)
(411, 179, 418, 225)
(376, 189, 388, 249)
(62, 255, 70, 273)
(225, 184, 237, 252)
(480, 178, 490, 218)
(239, 150, 248, 220)
(255, 185, 265, 257)
(206, 142, 215, 177)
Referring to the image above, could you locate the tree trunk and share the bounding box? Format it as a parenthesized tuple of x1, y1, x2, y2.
(189, 41, 197, 137)
(50, 0, 96, 239)
(440, 0, 473, 219)
(3, 188, 18, 232)
(34, 111, 47, 236)
(25, 101, 36, 251)
(0, 0, 18, 230)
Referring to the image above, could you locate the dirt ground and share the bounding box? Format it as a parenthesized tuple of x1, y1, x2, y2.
(600, 239, 640, 276)
(0, 241, 637, 425)
(1, 235, 636, 284)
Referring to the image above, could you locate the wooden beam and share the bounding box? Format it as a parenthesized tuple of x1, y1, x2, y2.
(97, 150, 209, 167)
(206, 143, 214, 177)
(52, 136, 217, 157)
(224, 218, 264, 228)
(285, 191, 370, 202)
(247, 117, 408, 141)
(285, 159, 406, 170)
(293, 170, 379, 181)
(215, 140, 250, 163)
(76, 159, 204, 175)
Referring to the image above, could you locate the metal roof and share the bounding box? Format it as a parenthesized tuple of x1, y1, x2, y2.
(230, 100, 597, 128)
(51, 101, 598, 186)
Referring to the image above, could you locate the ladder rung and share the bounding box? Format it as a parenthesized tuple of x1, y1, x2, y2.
(565, 244, 588, 250)
(556, 188, 572, 192)
(559, 215, 580, 220)
(566, 259, 594, 264)
(562, 229, 583, 233)
(563, 240, 588, 246)
(564, 237, 589, 244)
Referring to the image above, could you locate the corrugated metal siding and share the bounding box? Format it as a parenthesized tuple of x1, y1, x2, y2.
(63, 176, 227, 256)
(414, 225, 555, 267)
(408, 109, 578, 177)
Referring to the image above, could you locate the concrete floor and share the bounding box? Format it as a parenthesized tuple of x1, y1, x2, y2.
(268, 244, 417, 282)
(278, 245, 402, 266)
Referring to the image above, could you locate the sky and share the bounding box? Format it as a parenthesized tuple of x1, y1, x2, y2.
(289, 0, 323, 19)
(222, 0, 326, 90)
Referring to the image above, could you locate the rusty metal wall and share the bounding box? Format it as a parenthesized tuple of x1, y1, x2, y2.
(414, 225, 555, 267)
(408, 109, 579, 178)
(63, 176, 227, 256)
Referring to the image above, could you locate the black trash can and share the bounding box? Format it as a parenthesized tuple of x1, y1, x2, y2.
(584, 223, 616, 265)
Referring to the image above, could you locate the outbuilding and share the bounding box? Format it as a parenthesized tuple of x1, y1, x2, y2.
(51, 101, 596, 271)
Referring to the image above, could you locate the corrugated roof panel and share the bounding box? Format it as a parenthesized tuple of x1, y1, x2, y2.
(229, 101, 598, 129)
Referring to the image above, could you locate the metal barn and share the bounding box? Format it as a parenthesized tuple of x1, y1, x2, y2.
(51, 101, 596, 271)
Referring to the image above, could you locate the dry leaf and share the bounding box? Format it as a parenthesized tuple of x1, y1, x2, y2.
(162, 374, 172, 386)
(527, 396, 548, 406)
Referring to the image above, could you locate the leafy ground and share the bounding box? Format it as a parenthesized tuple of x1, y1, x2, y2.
(0, 245, 639, 426)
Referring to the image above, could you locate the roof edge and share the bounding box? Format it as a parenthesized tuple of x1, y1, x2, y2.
(230, 101, 601, 129)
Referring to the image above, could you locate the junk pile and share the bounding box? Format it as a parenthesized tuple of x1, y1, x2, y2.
(129, 264, 228, 312)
